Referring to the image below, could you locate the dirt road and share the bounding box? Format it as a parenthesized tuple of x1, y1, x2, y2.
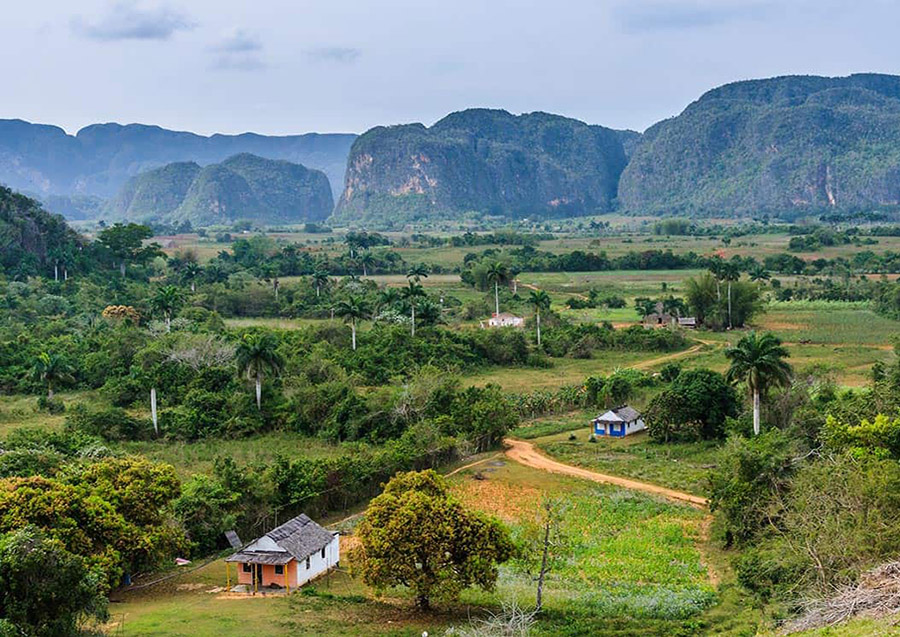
(503, 438, 709, 508)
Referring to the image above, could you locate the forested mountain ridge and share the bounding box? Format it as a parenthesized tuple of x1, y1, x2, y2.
(332, 109, 628, 225)
(0, 186, 83, 274)
(0, 119, 355, 210)
(618, 73, 900, 216)
(107, 153, 334, 226)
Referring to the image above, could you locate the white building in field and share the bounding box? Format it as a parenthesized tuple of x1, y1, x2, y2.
(484, 312, 525, 328)
(226, 514, 339, 591)
(592, 405, 646, 438)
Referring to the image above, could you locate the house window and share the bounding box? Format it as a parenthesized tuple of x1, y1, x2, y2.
(321, 548, 326, 559)
(305, 557, 310, 569)
(242, 563, 251, 573)
(274, 565, 284, 575)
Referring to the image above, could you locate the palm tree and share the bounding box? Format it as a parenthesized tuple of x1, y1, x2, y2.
(358, 251, 376, 277)
(401, 282, 426, 337)
(150, 285, 184, 332)
(311, 268, 330, 298)
(181, 262, 202, 292)
(377, 287, 402, 312)
(31, 352, 73, 400)
(235, 332, 284, 410)
(725, 331, 792, 436)
(335, 296, 368, 350)
(406, 264, 429, 283)
(528, 290, 551, 347)
(708, 257, 724, 301)
(485, 261, 510, 316)
(721, 262, 741, 329)
(749, 265, 771, 283)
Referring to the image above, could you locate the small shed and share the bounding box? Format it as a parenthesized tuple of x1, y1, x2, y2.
(225, 514, 339, 592)
(593, 405, 645, 438)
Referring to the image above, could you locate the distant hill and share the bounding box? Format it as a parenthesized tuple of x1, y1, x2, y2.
(107, 153, 334, 226)
(619, 73, 900, 216)
(332, 109, 627, 225)
(0, 120, 356, 214)
(0, 186, 82, 275)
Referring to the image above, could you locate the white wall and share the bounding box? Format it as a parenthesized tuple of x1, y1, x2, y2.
(296, 534, 340, 587)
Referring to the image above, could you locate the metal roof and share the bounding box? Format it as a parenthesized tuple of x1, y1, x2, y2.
(595, 405, 642, 423)
(226, 514, 335, 564)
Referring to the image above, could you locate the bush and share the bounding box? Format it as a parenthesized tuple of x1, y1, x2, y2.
(36, 396, 65, 414)
(645, 369, 738, 442)
(65, 404, 152, 441)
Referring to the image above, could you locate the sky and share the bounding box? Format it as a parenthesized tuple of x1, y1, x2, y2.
(2, 0, 898, 136)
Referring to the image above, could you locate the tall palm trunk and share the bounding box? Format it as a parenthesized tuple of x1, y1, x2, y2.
(191, 281, 196, 293)
(47, 382, 53, 401)
(165, 315, 171, 332)
(255, 372, 262, 410)
(351, 321, 357, 350)
(727, 282, 733, 329)
(151, 387, 158, 436)
(54, 262, 59, 282)
(411, 305, 416, 337)
(535, 512, 551, 613)
(536, 311, 542, 347)
(120, 262, 126, 278)
(494, 281, 500, 315)
(752, 385, 760, 436)
(316, 285, 320, 297)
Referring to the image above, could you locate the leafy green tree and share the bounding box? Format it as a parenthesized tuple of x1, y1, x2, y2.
(150, 285, 185, 332)
(30, 352, 73, 400)
(355, 470, 515, 610)
(485, 261, 509, 316)
(528, 290, 551, 347)
(726, 331, 792, 435)
(335, 297, 368, 351)
(0, 526, 108, 637)
(401, 282, 426, 337)
(235, 332, 283, 410)
(96, 223, 161, 278)
(645, 369, 738, 441)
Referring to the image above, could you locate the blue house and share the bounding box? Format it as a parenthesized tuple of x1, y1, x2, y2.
(592, 406, 645, 438)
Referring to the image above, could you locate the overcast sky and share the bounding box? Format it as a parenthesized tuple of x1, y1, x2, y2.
(2, 0, 897, 136)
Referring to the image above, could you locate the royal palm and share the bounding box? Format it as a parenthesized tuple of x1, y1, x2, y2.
(725, 331, 792, 435)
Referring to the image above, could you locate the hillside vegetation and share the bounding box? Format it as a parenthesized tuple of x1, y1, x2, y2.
(106, 154, 334, 226)
(333, 109, 627, 225)
(620, 73, 900, 217)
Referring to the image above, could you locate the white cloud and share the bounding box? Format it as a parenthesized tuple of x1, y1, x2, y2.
(72, 1, 196, 41)
(306, 47, 362, 64)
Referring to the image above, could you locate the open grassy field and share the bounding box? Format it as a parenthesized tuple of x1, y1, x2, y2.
(533, 427, 721, 498)
(0, 391, 98, 436)
(107, 458, 747, 636)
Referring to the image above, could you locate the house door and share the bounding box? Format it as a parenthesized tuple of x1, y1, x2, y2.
(254, 564, 263, 587)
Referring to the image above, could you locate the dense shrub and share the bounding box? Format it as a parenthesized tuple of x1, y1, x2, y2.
(65, 404, 152, 441)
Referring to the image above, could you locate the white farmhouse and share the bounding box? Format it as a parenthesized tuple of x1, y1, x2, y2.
(592, 405, 646, 438)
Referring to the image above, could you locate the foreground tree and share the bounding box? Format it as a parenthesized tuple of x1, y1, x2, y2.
(528, 290, 551, 347)
(725, 331, 792, 436)
(0, 526, 108, 637)
(235, 332, 284, 410)
(96, 223, 161, 278)
(355, 470, 515, 610)
(311, 268, 330, 298)
(31, 352, 73, 400)
(516, 497, 569, 613)
(335, 297, 368, 350)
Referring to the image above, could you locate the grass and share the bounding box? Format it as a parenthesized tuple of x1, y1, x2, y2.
(0, 391, 98, 437)
(511, 409, 595, 439)
(534, 427, 722, 497)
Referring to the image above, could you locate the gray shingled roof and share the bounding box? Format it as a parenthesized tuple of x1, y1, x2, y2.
(595, 405, 641, 423)
(225, 514, 335, 564)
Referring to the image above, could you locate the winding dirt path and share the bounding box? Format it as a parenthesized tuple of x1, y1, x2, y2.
(503, 438, 709, 508)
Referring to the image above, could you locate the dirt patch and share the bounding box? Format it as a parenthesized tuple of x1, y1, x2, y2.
(176, 583, 209, 591)
(451, 479, 542, 523)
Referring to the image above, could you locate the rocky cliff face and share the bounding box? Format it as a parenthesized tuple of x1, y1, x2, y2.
(0, 186, 81, 273)
(333, 109, 627, 224)
(618, 73, 900, 216)
(107, 154, 333, 226)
